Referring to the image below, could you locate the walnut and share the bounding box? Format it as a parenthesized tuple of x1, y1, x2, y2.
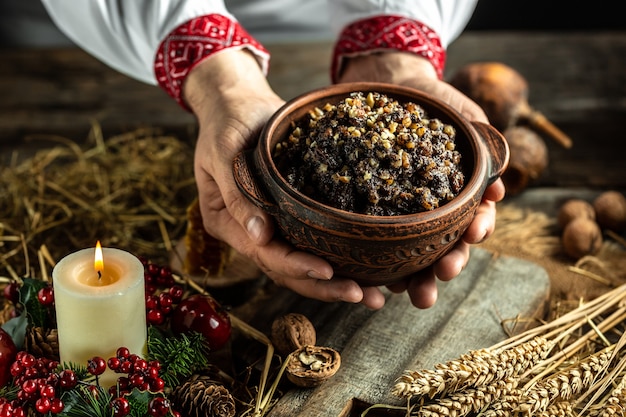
(561, 217, 603, 260)
(557, 198, 595, 230)
(593, 191, 626, 232)
(270, 313, 316, 356)
(285, 345, 341, 388)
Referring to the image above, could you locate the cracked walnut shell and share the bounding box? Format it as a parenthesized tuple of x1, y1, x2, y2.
(270, 313, 316, 356)
(286, 345, 341, 388)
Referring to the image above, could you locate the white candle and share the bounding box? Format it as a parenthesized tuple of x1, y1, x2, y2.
(53, 244, 147, 388)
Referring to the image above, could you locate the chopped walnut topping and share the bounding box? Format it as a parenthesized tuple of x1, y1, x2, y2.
(273, 91, 465, 215)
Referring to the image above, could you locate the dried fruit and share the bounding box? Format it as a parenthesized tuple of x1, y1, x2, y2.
(285, 345, 341, 387)
(557, 199, 595, 230)
(561, 217, 603, 259)
(270, 313, 317, 356)
(593, 190, 626, 232)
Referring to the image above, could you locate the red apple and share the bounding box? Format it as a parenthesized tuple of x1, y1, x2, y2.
(0, 327, 17, 387)
(170, 295, 231, 350)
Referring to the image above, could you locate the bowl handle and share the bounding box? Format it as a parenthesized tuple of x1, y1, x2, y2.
(232, 150, 279, 215)
(471, 121, 510, 185)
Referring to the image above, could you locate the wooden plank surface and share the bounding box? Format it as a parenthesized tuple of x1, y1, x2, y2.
(232, 247, 550, 417)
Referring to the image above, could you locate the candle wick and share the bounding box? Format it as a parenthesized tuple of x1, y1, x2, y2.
(97, 271, 102, 280)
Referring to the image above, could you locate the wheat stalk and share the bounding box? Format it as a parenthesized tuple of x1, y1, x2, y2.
(410, 378, 518, 417)
(483, 347, 613, 416)
(383, 283, 626, 417)
(392, 336, 553, 399)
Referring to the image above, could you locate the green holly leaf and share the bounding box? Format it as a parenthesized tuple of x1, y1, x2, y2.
(125, 388, 153, 417)
(19, 277, 50, 329)
(1, 314, 27, 351)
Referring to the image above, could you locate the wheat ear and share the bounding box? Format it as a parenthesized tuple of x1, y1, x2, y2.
(392, 336, 553, 398)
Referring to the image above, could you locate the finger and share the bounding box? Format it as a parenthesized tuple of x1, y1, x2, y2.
(463, 199, 497, 244)
(386, 280, 409, 294)
(255, 241, 334, 283)
(360, 286, 387, 310)
(484, 179, 506, 202)
(433, 241, 470, 281)
(407, 270, 438, 309)
(277, 275, 366, 304)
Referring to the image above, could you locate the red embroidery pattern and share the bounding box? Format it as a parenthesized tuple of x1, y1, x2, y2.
(332, 15, 445, 82)
(154, 14, 269, 110)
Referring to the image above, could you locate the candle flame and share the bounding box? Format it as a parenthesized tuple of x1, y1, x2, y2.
(94, 241, 104, 277)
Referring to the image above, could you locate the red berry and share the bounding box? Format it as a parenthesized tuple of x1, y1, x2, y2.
(169, 285, 184, 303)
(129, 373, 144, 388)
(148, 396, 171, 417)
(50, 398, 64, 414)
(119, 360, 132, 374)
(19, 352, 35, 368)
(147, 264, 160, 276)
(39, 384, 56, 398)
(37, 286, 55, 306)
(59, 369, 77, 388)
(0, 329, 17, 386)
(116, 347, 130, 359)
(149, 377, 165, 392)
(21, 379, 38, 395)
(146, 295, 159, 310)
(2, 282, 20, 304)
(110, 397, 131, 417)
(35, 397, 51, 414)
(170, 294, 231, 350)
(107, 357, 121, 371)
(147, 309, 164, 325)
(132, 358, 147, 372)
(87, 356, 107, 376)
(158, 292, 173, 309)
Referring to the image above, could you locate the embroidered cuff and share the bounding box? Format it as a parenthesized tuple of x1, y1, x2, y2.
(331, 15, 446, 82)
(154, 14, 270, 111)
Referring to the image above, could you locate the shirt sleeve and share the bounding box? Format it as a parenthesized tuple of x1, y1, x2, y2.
(328, 0, 478, 81)
(329, 0, 478, 47)
(39, 0, 248, 85)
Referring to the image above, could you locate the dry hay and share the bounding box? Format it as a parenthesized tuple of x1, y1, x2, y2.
(0, 125, 197, 279)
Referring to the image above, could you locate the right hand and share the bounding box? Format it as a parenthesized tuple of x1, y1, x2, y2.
(183, 49, 388, 309)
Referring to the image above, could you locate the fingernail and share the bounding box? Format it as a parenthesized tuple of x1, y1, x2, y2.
(246, 216, 264, 242)
(307, 270, 331, 280)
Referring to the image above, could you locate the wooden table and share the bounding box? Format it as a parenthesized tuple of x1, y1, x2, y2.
(1, 31, 625, 190)
(234, 248, 549, 417)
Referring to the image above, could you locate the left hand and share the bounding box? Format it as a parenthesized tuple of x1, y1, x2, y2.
(337, 52, 506, 308)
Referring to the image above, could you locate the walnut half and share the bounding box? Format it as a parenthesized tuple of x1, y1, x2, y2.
(286, 345, 341, 387)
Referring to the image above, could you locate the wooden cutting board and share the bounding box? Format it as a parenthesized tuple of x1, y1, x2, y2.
(237, 247, 550, 417)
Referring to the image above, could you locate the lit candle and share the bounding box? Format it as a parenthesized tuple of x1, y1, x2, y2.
(53, 242, 147, 388)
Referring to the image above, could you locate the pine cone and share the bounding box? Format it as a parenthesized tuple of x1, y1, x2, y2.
(24, 327, 59, 361)
(171, 374, 236, 417)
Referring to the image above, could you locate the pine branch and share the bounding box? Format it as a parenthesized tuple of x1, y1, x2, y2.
(147, 327, 211, 388)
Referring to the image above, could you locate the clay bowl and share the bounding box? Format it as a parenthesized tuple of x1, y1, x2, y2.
(233, 82, 509, 286)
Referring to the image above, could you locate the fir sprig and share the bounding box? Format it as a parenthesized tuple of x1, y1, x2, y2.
(57, 361, 92, 382)
(57, 384, 113, 417)
(147, 326, 210, 388)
